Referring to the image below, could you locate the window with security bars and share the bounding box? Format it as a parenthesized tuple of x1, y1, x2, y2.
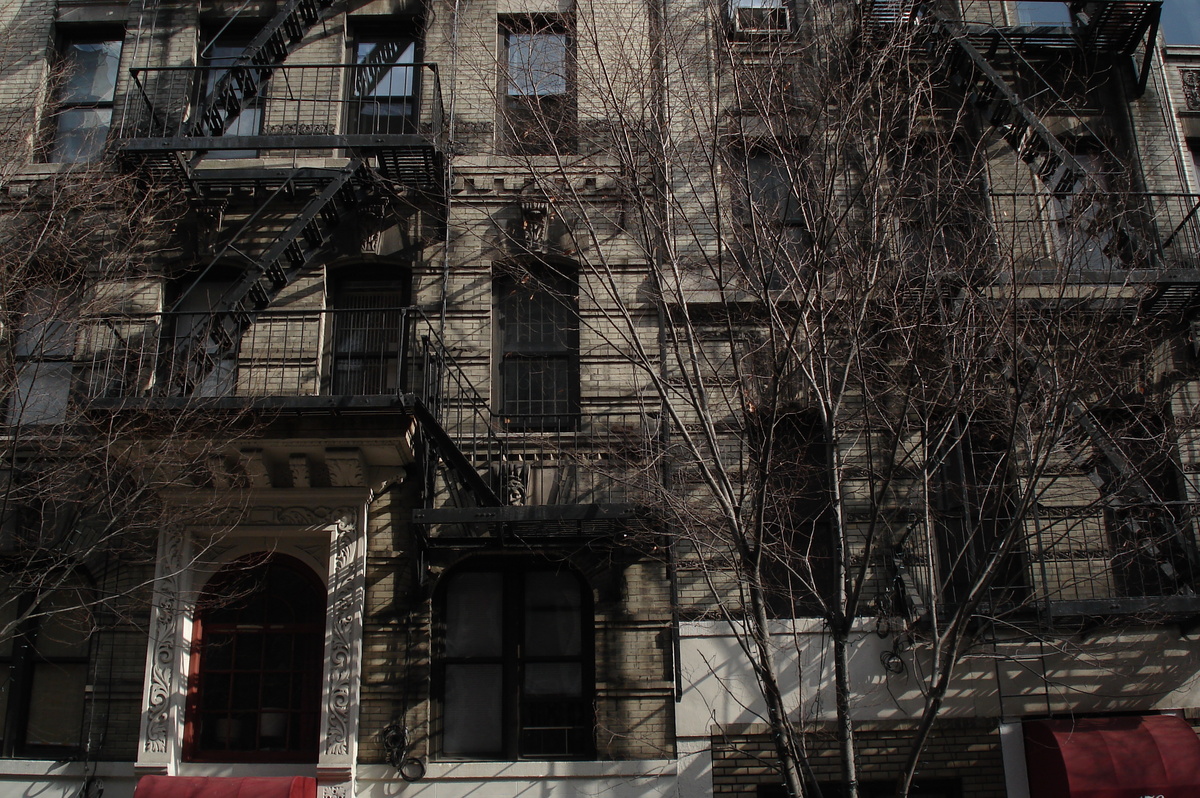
(495, 265, 579, 430)
(331, 285, 405, 395)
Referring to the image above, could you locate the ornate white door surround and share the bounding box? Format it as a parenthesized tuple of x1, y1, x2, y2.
(135, 491, 369, 798)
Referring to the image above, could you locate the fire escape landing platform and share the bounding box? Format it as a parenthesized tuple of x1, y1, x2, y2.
(121, 63, 447, 193)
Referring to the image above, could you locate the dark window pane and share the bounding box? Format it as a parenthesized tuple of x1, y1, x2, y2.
(524, 572, 582, 656)
(26, 663, 88, 746)
(523, 663, 582, 696)
(443, 663, 503, 755)
(445, 572, 503, 657)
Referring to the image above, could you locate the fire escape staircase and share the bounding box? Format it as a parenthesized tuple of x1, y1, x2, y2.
(167, 161, 371, 395)
(118, 0, 448, 397)
(905, 2, 1200, 316)
(399, 338, 640, 547)
(864, 1, 1200, 613)
(190, 0, 338, 139)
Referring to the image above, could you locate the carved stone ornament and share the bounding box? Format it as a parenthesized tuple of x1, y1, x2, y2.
(141, 529, 189, 757)
(322, 510, 365, 761)
(1184, 69, 1200, 112)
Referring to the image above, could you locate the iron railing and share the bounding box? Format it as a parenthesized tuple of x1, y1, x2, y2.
(123, 63, 446, 153)
(987, 191, 1200, 271)
(899, 501, 1200, 620)
(78, 308, 414, 399)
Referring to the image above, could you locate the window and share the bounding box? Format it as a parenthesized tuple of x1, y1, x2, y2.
(438, 563, 594, 760)
(47, 33, 122, 163)
(734, 150, 810, 290)
(500, 18, 575, 155)
(186, 555, 325, 762)
(331, 280, 407, 395)
(1162, 0, 1200, 45)
(730, 0, 793, 36)
(6, 288, 78, 426)
(756, 410, 835, 617)
(495, 262, 580, 430)
(0, 585, 93, 758)
(934, 424, 1028, 611)
(1094, 411, 1195, 599)
(199, 38, 262, 157)
(166, 274, 239, 398)
(350, 35, 417, 135)
(1049, 148, 1124, 271)
(744, 151, 805, 226)
(1016, 1, 1072, 26)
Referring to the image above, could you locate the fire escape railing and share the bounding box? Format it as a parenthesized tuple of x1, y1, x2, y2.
(124, 64, 445, 181)
(78, 308, 418, 401)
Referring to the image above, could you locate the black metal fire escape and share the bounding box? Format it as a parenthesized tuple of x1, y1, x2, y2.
(121, 0, 447, 396)
(868, 0, 1200, 612)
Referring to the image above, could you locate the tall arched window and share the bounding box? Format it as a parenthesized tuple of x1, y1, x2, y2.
(438, 561, 594, 760)
(186, 554, 325, 762)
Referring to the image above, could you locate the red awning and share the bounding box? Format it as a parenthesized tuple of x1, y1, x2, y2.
(133, 776, 317, 798)
(1025, 715, 1200, 798)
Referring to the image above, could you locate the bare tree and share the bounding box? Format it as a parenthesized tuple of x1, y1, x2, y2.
(442, 0, 1196, 796)
(0, 143, 255, 696)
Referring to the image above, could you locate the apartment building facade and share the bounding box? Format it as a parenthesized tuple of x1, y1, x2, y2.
(1, 0, 1200, 796)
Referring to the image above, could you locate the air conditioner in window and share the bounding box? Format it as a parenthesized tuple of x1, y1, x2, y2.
(732, 2, 792, 35)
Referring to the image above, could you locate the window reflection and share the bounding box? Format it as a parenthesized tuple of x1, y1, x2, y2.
(50, 37, 122, 163)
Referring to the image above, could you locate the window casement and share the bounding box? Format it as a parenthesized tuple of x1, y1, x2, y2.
(499, 17, 575, 155)
(0, 584, 94, 758)
(198, 36, 262, 158)
(437, 563, 595, 760)
(165, 273, 240, 398)
(1092, 411, 1195, 601)
(349, 32, 418, 135)
(495, 262, 580, 431)
(330, 280, 407, 396)
(1048, 145, 1127, 271)
(754, 410, 835, 617)
(728, 0, 794, 37)
(933, 422, 1029, 612)
(6, 287, 80, 426)
(732, 147, 810, 291)
(46, 32, 122, 163)
(185, 554, 325, 763)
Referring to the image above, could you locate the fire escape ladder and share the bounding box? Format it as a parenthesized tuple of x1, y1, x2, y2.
(934, 16, 1152, 265)
(404, 394, 505, 507)
(169, 161, 368, 395)
(190, 0, 337, 138)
